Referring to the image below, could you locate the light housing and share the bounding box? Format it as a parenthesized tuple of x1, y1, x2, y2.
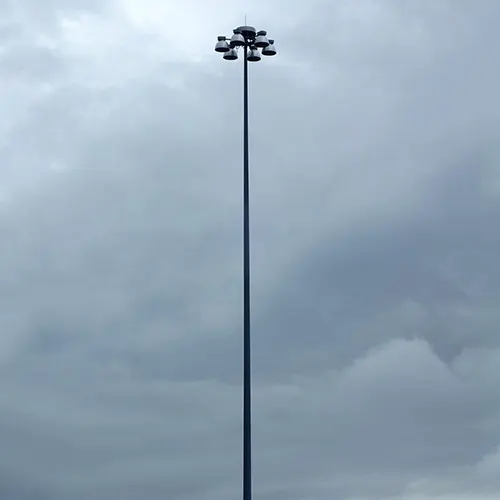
(223, 48, 238, 60)
(238, 25, 256, 40)
(215, 36, 230, 53)
(230, 30, 245, 47)
(262, 39, 276, 56)
(254, 30, 269, 48)
(247, 46, 261, 62)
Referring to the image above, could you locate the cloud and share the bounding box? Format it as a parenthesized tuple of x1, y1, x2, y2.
(0, 0, 500, 499)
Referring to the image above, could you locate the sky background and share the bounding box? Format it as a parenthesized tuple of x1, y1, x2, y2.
(1, 0, 500, 498)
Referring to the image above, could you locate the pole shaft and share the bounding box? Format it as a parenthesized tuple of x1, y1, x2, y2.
(242, 42, 252, 500)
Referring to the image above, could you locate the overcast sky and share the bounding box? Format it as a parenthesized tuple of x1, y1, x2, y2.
(1, 0, 500, 498)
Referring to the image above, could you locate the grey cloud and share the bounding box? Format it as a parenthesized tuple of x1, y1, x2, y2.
(255, 159, 500, 373)
(0, 0, 106, 28)
(1, 0, 500, 499)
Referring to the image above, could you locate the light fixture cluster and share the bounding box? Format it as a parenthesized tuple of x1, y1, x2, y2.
(214, 26, 277, 61)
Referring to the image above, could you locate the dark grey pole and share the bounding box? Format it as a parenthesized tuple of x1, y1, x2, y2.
(242, 41, 252, 500)
(214, 29, 276, 500)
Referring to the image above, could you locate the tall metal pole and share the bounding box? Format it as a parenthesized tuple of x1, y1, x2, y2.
(214, 29, 276, 500)
(242, 41, 252, 500)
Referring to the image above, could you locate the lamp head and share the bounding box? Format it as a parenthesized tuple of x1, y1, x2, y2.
(247, 46, 261, 62)
(254, 30, 269, 48)
(230, 29, 245, 47)
(262, 39, 276, 56)
(215, 36, 230, 53)
(223, 48, 238, 60)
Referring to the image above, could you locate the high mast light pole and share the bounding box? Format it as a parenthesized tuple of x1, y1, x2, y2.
(214, 25, 277, 500)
